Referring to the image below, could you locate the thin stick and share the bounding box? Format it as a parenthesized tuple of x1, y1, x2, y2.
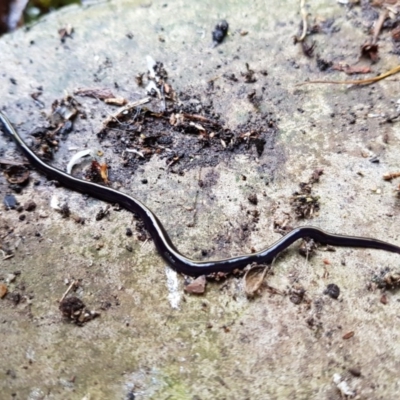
(297, 64, 400, 86)
(294, 0, 308, 42)
(59, 280, 79, 302)
(372, 9, 388, 44)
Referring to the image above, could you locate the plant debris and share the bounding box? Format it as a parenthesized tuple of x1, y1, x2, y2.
(25, 95, 81, 161)
(99, 97, 276, 175)
(298, 238, 318, 258)
(59, 296, 100, 326)
(372, 268, 400, 289)
(298, 64, 400, 86)
(74, 87, 128, 106)
(66, 149, 97, 174)
(243, 263, 271, 298)
(331, 63, 372, 75)
(291, 169, 323, 219)
(83, 160, 109, 184)
(293, 0, 309, 44)
(360, 41, 379, 62)
(289, 284, 306, 305)
(74, 87, 116, 100)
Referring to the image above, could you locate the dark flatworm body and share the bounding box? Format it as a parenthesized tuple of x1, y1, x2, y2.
(1, 110, 399, 276)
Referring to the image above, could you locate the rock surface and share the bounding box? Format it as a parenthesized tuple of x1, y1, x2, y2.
(1, 0, 400, 399)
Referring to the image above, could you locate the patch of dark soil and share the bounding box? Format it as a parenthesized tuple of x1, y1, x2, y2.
(97, 86, 280, 178)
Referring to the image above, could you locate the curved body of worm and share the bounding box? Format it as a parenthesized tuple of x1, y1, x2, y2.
(1, 110, 399, 276)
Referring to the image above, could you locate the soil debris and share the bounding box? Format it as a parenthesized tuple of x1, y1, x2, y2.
(59, 296, 100, 326)
(298, 238, 318, 258)
(372, 268, 400, 289)
(289, 284, 306, 305)
(291, 169, 323, 219)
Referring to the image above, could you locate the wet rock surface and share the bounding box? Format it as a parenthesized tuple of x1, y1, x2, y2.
(1, 0, 400, 399)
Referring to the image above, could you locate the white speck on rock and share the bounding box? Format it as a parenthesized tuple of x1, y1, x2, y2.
(165, 266, 181, 309)
(333, 373, 355, 397)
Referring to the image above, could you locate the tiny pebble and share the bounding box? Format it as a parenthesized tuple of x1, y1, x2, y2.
(24, 200, 37, 211)
(248, 194, 258, 205)
(348, 367, 361, 377)
(324, 283, 340, 299)
(184, 275, 207, 294)
(4, 194, 17, 210)
(6, 274, 16, 283)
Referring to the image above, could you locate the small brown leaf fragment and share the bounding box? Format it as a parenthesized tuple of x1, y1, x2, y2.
(380, 294, 388, 305)
(244, 264, 270, 297)
(298, 238, 317, 258)
(0, 283, 8, 298)
(241, 63, 257, 83)
(84, 161, 109, 184)
(184, 275, 207, 294)
(342, 331, 355, 340)
(59, 296, 99, 326)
